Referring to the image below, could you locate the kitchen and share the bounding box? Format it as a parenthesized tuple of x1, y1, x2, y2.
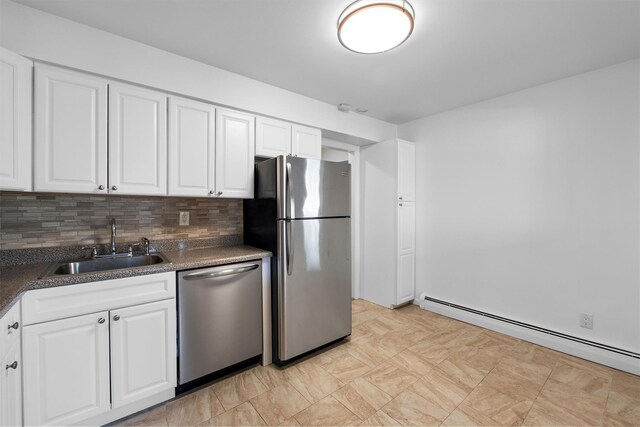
(1, 0, 639, 426)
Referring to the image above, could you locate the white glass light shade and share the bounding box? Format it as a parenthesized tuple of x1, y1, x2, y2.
(337, 0, 415, 54)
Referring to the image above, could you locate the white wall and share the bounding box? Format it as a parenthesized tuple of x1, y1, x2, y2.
(399, 59, 640, 353)
(0, 1, 396, 143)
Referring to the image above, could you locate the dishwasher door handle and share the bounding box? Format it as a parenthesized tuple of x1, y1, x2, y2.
(182, 264, 260, 280)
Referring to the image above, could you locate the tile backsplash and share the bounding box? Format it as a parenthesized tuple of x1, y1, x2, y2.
(0, 192, 242, 250)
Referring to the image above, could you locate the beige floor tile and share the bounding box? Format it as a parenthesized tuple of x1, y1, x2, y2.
(550, 361, 612, 398)
(407, 341, 451, 365)
(359, 318, 396, 336)
(166, 387, 225, 426)
(324, 353, 373, 383)
(359, 410, 402, 426)
(437, 357, 486, 389)
(449, 345, 504, 374)
(294, 396, 361, 426)
(462, 383, 534, 426)
(410, 367, 471, 412)
(250, 383, 310, 426)
(118, 404, 167, 427)
(288, 363, 343, 403)
(204, 402, 267, 426)
(533, 378, 606, 425)
(349, 340, 398, 367)
(507, 341, 561, 369)
(252, 365, 291, 390)
(611, 370, 640, 401)
(212, 370, 269, 410)
(332, 377, 393, 420)
(557, 353, 615, 377)
(277, 417, 301, 426)
(441, 403, 500, 426)
(353, 310, 378, 326)
(381, 389, 449, 426)
(604, 391, 640, 426)
(389, 349, 435, 376)
(362, 362, 419, 397)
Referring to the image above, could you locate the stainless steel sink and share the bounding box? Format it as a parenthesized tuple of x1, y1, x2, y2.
(43, 254, 169, 277)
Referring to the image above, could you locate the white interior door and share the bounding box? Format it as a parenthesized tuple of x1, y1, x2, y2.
(110, 300, 176, 408)
(291, 124, 321, 160)
(0, 47, 32, 191)
(215, 108, 255, 198)
(109, 83, 167, 195)
(396, 201, 416, 305)
(168, 97, 215, 196)
(22, 311, 110, 426)
(34, 64, 108, 194)
(256, 116, 291, 157)
(397, 140, 416, 202)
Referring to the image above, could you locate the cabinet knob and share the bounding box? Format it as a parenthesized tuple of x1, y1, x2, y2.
(98, 185, 105, 190)
(5, 361, 17, 370)
(111, 185, 118, 191)
(217, 191, 223, 196)
(399, 196, 403, 200)
(399, 203, 403, 206)
(7, 322, 18, 330)
(113, 315, 121, 321)
(208, 190, 214, 195)
(98, 318, 105, 324)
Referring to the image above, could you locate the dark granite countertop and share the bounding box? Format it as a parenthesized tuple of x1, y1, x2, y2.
(0, 244, 271, 318)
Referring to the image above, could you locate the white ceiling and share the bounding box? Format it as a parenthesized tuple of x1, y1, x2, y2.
(12, 0, 640, 124)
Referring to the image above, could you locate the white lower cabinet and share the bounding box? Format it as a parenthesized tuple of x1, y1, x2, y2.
(22, 272, 177, 426)
(0, 342, 22, 427)
(23, 311, 111, 426)
(110, 300, 176, 408)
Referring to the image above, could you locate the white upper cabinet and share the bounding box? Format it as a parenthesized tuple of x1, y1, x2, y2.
(292, 124, 322, 160)
(110, 299, 176, 409)
(109, 83, 167, 195)
(34, 64, 108, 194)
(256, 116, 292, 158)
(215, 108, 255, 199)
(0, 47, 32, 192)
(397, 139, 416, 202)
(168, 97, 216, 197)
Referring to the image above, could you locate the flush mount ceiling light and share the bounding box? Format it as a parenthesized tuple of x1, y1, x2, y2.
(337, 0, 415, 54)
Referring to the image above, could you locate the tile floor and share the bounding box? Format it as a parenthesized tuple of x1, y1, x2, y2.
(117, 300, 640, 426)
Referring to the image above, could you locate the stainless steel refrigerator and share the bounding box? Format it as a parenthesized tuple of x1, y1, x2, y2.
(244, 155, 352, 364)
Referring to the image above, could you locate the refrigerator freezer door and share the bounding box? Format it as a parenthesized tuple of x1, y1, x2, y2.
(277, 217, 352, 361)
(284, 157, 350, 219)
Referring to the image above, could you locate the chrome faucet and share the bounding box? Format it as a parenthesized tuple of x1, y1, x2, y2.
(110, 218, 117, 255)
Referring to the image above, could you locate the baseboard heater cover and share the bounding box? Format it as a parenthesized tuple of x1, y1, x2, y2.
(421, 294, 639, 360)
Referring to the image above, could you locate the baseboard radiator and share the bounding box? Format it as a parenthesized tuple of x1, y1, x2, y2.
(421, 295, 639, 360)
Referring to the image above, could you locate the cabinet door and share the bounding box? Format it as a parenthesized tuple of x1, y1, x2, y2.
(397, 140, 416, 202)
(215, 108, 255, 199)
(110, 299, 176, 408)
(23, 311, 110, 426)
(0, 47, 32, 191)
(34, 64, 108, 194)
(291, 124, 321, 160)
(109, 83, 167, 195)
(256, 116, 291, 157)
(396, 202, 415, 305)
(0, 342, 22, 427)
(168, 97, 215, 197)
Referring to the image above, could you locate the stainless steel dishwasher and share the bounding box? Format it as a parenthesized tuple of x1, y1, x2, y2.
(177, 261, 262, 391)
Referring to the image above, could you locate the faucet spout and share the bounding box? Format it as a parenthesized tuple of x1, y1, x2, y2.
(111, 218, 117, 254)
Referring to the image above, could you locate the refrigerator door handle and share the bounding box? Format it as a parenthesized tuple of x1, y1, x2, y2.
(286, 220, 294, 276)
(286, 161, 294, 217)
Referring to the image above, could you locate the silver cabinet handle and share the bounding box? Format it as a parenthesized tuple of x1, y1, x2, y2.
(111, 185, 118, 191)
(113, 315, 121, 321)
(182, 264, 260, 280)
(7, 322, 18, 330)
(5, 361, 17, 370)
(98, 318, 105, 324)
(98, 185, 105, 190)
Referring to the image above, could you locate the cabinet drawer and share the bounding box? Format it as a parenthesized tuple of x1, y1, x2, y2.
(0, 302, 21, 359)
(22, 272, 176, 325)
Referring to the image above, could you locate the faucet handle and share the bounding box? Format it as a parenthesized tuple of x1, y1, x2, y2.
(141, 237, 151, 255)
(82, 246, 98, 258)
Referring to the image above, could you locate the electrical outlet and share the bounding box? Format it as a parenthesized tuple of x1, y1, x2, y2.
(579, 313, 593, 329)
(179, 211, 190, 226)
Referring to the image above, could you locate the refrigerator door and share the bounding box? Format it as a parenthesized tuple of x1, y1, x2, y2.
(277, 217, 352, 361)
(283, 156, 350, 219)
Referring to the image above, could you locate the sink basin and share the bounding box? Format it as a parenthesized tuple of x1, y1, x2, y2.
(44, 254, 168, 277)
